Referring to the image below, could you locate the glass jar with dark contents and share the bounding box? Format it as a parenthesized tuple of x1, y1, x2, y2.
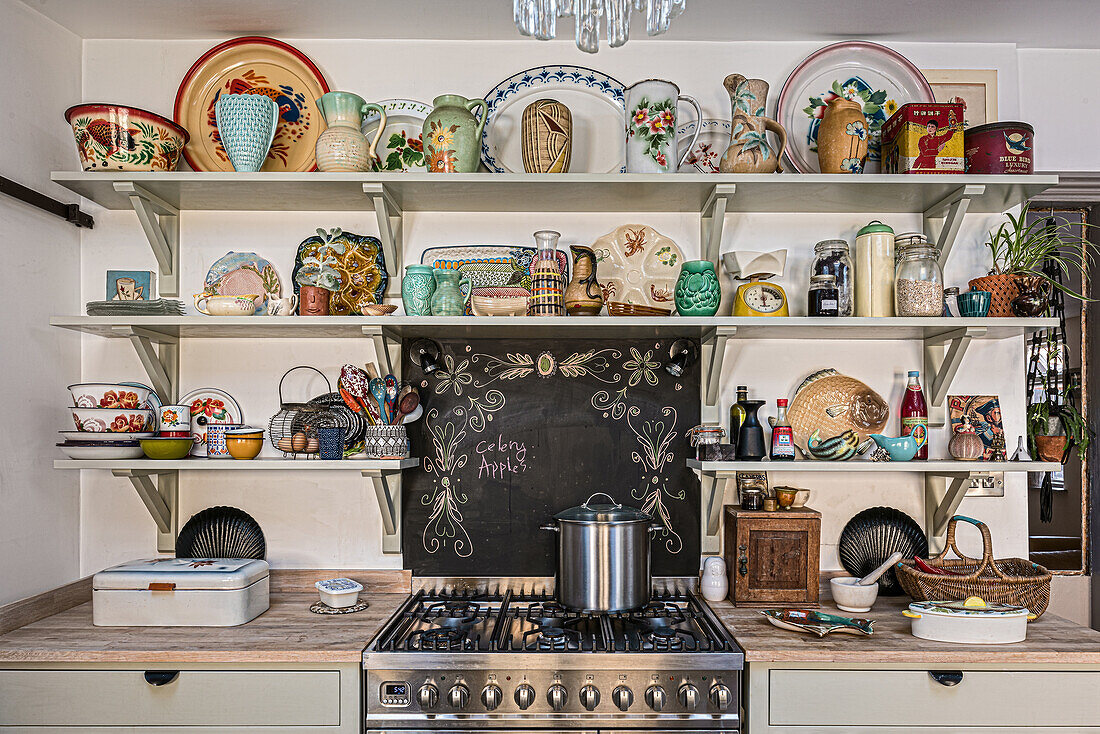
(808, 274, 839, 316)
(811, 239, 853, 316)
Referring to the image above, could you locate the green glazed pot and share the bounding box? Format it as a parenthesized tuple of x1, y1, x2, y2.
(430, 269, 469, 316)
(401, 264, 436, 316)
(674, 260, 722, 316)
(423, 94, 488, 173)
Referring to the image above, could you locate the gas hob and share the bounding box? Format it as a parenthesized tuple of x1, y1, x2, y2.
(363, 582, 743, 731)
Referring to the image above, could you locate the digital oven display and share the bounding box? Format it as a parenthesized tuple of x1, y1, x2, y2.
(380, 681, 411, 707)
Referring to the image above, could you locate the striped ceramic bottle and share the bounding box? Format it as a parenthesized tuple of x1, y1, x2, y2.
(528, 230, 565, 316)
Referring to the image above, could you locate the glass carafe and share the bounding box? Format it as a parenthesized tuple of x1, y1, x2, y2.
(529, 230, 565, 316)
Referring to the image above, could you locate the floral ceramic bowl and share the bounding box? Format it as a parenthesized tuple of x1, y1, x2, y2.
(68, 383, 152, 410)
(65, 104, 189, 172)
(71, 407, 156, 433)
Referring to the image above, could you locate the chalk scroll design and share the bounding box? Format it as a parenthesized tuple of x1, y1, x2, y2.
(473, 348, 622, 387)
(421, 387, 506, 557)
(626, 405, 684, 553)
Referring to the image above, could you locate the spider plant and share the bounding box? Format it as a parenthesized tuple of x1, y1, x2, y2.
(294, 227, 345, 291)
(984, 205, 1095, 302)
(1027, 378, 1091, 462)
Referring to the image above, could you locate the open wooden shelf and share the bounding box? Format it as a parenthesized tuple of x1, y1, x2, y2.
(55, 458, 419, 471)
(688, 459, 1059, 473)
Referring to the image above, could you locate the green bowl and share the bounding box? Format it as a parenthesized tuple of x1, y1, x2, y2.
(140, 437, 194, 460)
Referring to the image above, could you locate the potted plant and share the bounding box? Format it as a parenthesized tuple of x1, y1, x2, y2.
(970, 205, 1094, 317)
(1028, 378, 1091, 463)
(294, 227, 345, 315)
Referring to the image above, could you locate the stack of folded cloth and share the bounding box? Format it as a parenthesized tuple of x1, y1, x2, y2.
(86, 299, 186, 316)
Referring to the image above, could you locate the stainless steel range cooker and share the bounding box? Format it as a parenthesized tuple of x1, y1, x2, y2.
(363, 580, 744, 732)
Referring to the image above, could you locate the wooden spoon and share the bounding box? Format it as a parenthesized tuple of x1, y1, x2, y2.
(392, 390, 420, 425)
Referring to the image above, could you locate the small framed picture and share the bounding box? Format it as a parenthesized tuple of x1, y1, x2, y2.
(948, 395, 1005, 460)
(921, 69, 998, 128)
(107, 270, 155, 301)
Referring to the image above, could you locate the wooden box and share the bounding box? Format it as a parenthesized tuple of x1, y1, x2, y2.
(723, 505, 820, 607)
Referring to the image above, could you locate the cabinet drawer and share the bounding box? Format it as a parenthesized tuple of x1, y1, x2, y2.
(770, 669, 1100, 727)
(0, 669, 341, 727)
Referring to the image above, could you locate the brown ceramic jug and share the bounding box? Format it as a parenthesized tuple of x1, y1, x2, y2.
(719, 74, 787, 174)
(564, 245, 604, 315)
(817, 97, 868, 174)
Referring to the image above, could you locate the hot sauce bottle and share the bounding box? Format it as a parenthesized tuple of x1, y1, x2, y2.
(770, 398, 795, 461)
(901, 370, 928, 460)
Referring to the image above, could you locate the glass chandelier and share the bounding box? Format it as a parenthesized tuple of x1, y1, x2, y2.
(515, 0, 687, 53)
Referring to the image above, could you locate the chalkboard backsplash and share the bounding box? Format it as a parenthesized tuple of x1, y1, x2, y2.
(404, 338, 701, 576)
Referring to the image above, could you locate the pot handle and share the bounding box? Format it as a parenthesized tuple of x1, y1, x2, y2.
(649, 522, 665, 535)
(539, 523, 559, 532)
(582, 492, 621, 509)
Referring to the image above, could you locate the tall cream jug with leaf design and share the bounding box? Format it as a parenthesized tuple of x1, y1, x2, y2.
(719, 74, 787, 174)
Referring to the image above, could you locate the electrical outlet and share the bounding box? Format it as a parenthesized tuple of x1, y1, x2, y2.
(965, 473, 1004, 497)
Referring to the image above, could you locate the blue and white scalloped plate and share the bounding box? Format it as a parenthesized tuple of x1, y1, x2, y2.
(481, 65, 626, 173)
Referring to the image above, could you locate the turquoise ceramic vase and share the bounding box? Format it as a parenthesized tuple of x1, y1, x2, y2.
(674, 260, 722, 316)
(423, 94, 488, 173)
(430, 269, 467, 316)
(402, 264, 436, 316)
(214, 94, 278, 172)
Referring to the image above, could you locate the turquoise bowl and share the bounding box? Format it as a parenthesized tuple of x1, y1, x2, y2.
(870, 434, 919, 462)
(957, 290, 992, 318)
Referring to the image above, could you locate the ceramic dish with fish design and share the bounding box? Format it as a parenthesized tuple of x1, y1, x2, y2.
(592, 224, 683, 310)
(481, 65, 626, 173)
(676, 119, 732, 173)
(174, 36, 329, 172)
(762, 609, 874, 637)
(203, 251, 281, 314)
(292, 231, 388, 314)
(775, 40, 933, 173)
(362, 99, 431, 172)
(179, 387, 243, 457)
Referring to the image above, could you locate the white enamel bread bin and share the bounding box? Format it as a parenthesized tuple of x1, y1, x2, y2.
(92, 558, 269, 626)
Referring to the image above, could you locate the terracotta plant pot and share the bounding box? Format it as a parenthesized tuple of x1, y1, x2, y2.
(968, 273, 1021, 317)
(1034, 435, 1067, 463)
(299, 285, 331, 316)
(817, 97, 868, 174)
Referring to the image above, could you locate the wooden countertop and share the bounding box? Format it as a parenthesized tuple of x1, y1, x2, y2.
(0, 593, 406, 663)
(710, 595, 1100, 664)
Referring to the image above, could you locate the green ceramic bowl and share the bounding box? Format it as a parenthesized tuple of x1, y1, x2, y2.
(140, 437, 194, 460)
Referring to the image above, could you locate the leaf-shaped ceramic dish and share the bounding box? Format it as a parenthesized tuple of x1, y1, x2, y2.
(762, 609, 874, 637)
(291, 231, 388, 314)
(592, 224, 683, 310)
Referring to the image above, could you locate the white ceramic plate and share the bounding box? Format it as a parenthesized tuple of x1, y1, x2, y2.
(59, 431, 155, 442)
(179, 387, 243, 457)
(775, 40, 933, 173)
(676, 119, 732, 173)
(362, 98, 431, 172)
(482, 65, 626, 173)
(58, 443, 145, 460)
(592, 224, 684, 309)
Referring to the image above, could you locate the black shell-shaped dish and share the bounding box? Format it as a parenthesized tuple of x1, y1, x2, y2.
(838, 506, 927, 595)
(175, 506, 266, 560)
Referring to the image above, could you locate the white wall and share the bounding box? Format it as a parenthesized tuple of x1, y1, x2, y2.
(1019, 49, 1100, 172)
(0, 0, 82, 604)
(72, 37, 1055, 577)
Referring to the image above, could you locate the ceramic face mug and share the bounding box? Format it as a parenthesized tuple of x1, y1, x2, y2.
(624, 79, 702, 173)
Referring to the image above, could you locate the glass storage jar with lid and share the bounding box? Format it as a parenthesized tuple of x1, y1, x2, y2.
(808, 274, 839, 316)
(895, 237, 944, 317)
(811, 239, 853, 316)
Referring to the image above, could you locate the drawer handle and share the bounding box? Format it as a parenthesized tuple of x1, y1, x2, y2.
(144, 670, 179, 686)
(929, 670, 963, 687)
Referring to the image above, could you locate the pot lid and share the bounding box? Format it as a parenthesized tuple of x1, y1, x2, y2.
(554, 492, 653, 523)
(908, 596, 1030, 618)
(858, 220, 894, 236)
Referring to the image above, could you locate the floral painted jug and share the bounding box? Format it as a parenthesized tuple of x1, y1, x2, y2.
(315, 92, 387, 172)
(422, 94, 488, 173)
(624, 79, 702, 173)
(719, 74, 787, 174)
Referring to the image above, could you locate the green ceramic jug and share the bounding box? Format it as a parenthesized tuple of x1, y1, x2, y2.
(422, 94, 488, 173)
(430, 269, 469, 316)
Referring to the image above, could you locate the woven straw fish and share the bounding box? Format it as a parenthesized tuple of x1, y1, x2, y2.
(787, 369, 889, 457)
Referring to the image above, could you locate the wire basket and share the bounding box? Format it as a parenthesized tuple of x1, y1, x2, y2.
(895, 515, 1052, 617)
(268, 366, 332, 459)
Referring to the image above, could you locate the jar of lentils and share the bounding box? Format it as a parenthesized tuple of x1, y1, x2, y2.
(810, 239, 853, 316)
(895, 235, 944, 317)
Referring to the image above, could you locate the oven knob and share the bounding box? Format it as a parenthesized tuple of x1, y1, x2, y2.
(579, 684, 600, 711)
(514, 683, 536, 710)
(710, 682, 732, 711)
(612, 685, 634, 711)
(645, 685, 666, 711)
(448, 683, 470, 709)
(678, 683, 699, 711)
(547, 683, 568, 711)
(417, 683, 438, 709)
(481, 684, 503, 711)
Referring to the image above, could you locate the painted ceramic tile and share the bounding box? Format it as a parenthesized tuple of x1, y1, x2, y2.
(107, 270, 155, 301)
(948, 395, 1005, 460)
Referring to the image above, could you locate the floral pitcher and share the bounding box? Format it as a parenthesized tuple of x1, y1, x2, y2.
(624, 79, 702, 173)
(719, 74, 787, 174)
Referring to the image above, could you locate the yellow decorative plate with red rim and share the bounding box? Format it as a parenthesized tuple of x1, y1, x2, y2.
(174, 36, 329, 172)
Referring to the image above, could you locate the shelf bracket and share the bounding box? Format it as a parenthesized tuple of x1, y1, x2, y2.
(700, 184, 736, 266)
(362, 325, 402, 379)
(364, 469, 405, 554)
(112, 326, 180, 402)
(923, 326, 986, 426)
(923, 184, 985, 267)
(693, 469, 731, 555)
(925, 471, 993, 553)
(113, 469, 178, 553)
(363, 183, 403, 298)
(113, 182, 180, 297)
(700, 326, 737, 421)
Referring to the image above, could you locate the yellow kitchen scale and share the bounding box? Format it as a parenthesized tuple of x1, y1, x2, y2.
(722, 249, 789, 317)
